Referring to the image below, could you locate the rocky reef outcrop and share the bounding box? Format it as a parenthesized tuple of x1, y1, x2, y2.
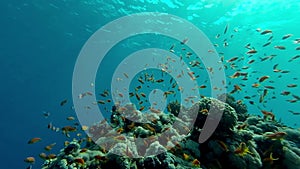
(41, 95, 300, 169)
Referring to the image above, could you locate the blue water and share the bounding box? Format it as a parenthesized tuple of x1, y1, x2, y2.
(1, 0, 300, 168)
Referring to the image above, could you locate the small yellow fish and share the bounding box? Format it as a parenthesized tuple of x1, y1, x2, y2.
(81, 125, 88, 131)
(183, 153, 190, 160)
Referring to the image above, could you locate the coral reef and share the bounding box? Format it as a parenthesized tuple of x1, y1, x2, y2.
(41, 95, 300, 169)
(218, 93, 248, 121)
(190, 97, 238, 140)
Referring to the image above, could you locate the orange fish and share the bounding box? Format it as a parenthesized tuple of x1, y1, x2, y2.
(62, 126, 77, 132)
(80, 148, 88, 153)
(260, 55, 275, 62)
(280, 91, 290, 95)
(163, 91, 175, 97)
(47, 154, 57, 159)
(286, 99, 298, 103)
(259, 76, 270, 83)
(237, 123, 248, 130)
(265, 132, 287, 140)
(64, 141, 70, 146)
(292, 94, 300, 100)
(97, 100, 105, 104)
(262, 41, 271, 47)
(192, 159, 201, 167)
(200, 109, 209, 114)
(135, 93, 141, 101)
(186, 52, 193, 56)
(234, 84, 242, 91)
(44, 143, 56, 151)
(260, 30, 272, 35)
(227, 56, 239, 62)
(248, 59, 255, 64)
(264, 86, 275, 89)
(74, 158, 85, 165)
(39, 153, 47, 160)
(274, 45, 286, 50)
(259, 95, 264, 103)
(246, 49, 257, 54)
(66, 116, 75, 121)
(140, 92, 146, 97)
(282, 34, 292, 40)
(273, 64, 279, 70)
(187, 72, 196, 80)
(143, 124, 156, 133)
(24, 157, 35, 164)
(263, 152, 279, 165)
(138, 78, 144, 84)
(230, 84, 241, 94)
(116, 128, 124, 134)
(261, 110, 275, 120)
(199, 85, 207, 88)
(156, 79, 164, 83)
(28, 137, 42, 144)
(217, 140, 229, 152)
(60, 99, 67, 106)
(287, 84, 297, 88)
(230, 72, 241, 78)
(262, 89, 268, 97)
(139, 106, 145, 111)
(288, 55, 300, 62)
(234, 142, 252, 156)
